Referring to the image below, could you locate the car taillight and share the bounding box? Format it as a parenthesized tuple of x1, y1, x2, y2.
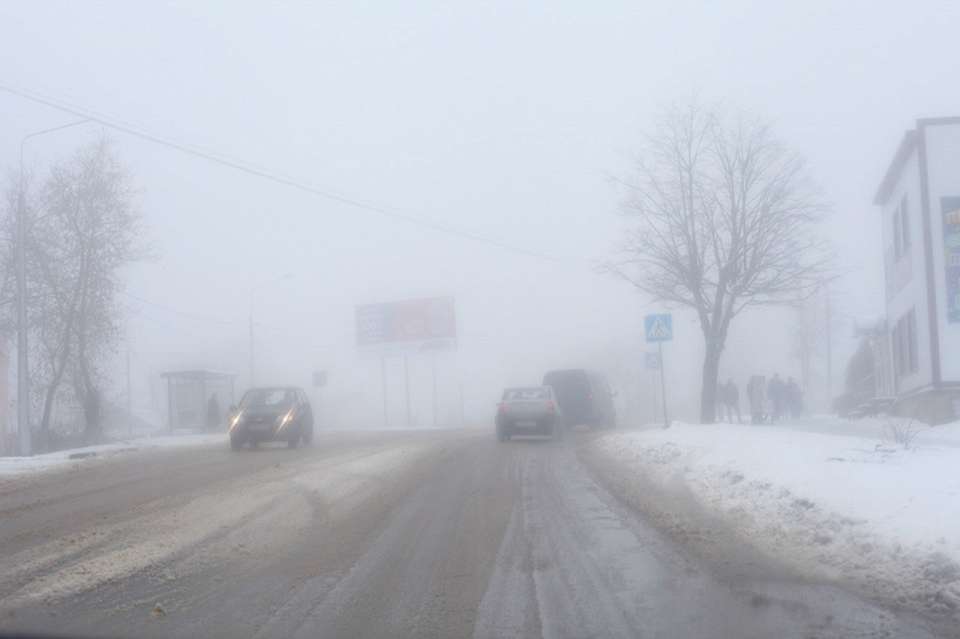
(546, 401, 556, 413)
(497, 402, 506, 413)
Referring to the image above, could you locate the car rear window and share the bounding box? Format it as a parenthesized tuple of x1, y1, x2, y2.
(503, 388, 549, 400)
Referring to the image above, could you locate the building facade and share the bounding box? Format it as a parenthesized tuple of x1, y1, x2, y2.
(874, 117, 960, 423)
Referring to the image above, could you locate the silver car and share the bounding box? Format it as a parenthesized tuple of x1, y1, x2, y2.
(495, 386, 563, 441)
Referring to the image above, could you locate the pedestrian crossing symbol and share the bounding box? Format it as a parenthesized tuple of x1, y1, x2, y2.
(644, 313, 673, 342)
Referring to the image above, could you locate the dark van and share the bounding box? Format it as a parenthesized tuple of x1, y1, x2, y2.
(542, 369, 616, 429)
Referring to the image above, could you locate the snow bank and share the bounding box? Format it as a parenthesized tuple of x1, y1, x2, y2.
(588, 420, 960, 616)
(0, 432, 225, 477)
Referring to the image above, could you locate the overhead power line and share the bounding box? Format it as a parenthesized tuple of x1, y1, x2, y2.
(0, 82, 581, 265)
(121, 291, 238, 327)
(121, 290, 286, 332)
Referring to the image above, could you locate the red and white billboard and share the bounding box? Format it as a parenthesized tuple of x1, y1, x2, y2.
(356, 297, 456, 348)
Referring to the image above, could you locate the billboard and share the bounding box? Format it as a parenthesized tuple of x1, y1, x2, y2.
(943, 197, 960, 324)
(356, 297, 456, 348)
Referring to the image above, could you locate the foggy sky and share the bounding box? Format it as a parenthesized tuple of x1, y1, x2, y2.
(1, 1, 958, 425)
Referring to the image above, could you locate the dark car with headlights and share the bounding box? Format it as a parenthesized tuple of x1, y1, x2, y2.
(229, 387, 314, 450)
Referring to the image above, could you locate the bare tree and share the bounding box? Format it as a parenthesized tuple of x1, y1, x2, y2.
(0, 136, 143, 449)
(609, 103, 832, 422)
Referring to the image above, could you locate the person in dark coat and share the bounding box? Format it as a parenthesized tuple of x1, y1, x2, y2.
(767, 373, 784, 421)
(724, 379, 741, 423)
(747, 375, 766, 424)
(786, 377, 803, 418)
(206, 393, 222, 431)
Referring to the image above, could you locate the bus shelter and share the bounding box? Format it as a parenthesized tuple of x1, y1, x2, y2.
(161, 370, 236, 432)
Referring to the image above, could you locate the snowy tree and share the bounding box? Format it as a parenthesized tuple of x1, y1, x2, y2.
(1, 137, 145, 449)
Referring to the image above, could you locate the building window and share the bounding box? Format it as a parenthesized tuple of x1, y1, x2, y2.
(893, 195, 911, 261)
(892, 308, 918, 377)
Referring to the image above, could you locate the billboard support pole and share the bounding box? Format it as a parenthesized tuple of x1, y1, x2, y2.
(381, 355, 388, 429)
(404, 355, 411, 429)
(431, 354, 438, 428)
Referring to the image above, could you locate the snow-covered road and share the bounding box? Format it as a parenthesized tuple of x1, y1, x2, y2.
(0, 428, 947, 638)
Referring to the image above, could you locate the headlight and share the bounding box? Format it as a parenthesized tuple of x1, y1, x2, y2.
(229, 410, 244, 432)
(276, 410, 295, 430)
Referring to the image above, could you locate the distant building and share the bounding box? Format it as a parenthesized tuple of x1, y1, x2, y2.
(874, 117, 960, 423)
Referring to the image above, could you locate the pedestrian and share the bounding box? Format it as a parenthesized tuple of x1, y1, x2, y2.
(747, 375, 766, 424)
(725, 379, 742, 423)
(206, 393, 221, 431)
(785, 377, 802, 418)
(767, 373, 784, 421)
(715, 381, 728, 422)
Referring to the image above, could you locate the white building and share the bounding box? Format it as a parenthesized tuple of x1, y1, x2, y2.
(874, 117, 960, 423)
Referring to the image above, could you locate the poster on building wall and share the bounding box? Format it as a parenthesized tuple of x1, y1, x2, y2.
(943, 197, 960, 323)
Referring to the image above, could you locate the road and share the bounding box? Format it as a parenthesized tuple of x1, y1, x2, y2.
(0, 429, 943, 638)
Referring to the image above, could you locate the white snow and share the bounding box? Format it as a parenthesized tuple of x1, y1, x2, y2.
(590, 418, 960, 613)
(0, 432, 226, 477)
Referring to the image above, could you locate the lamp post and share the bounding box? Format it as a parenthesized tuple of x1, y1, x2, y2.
(248, 272, 293, 387)
(16, 119, 90, 456)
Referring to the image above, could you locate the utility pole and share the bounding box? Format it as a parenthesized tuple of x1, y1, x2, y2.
(403, 355, 411, 429)
(381, 356, 389, 429)
(431, 353, 438, 428)
(825, 284, 833, 402)
(248, 308, 255, 387)
(14, 119, 91, 456)
(248, 273, 293, 389)
(15, 178, 29, 456)
(126, 348, 133, 437)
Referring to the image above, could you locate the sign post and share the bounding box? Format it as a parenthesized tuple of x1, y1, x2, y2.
(645, 313, 673, 428)
(644, 351, 661, 424)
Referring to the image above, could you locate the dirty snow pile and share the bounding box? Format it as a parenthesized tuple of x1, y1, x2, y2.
(590, 419, 960, 614)
(0, 432, 226, 477)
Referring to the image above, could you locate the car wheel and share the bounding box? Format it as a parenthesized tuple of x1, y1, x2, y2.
(230, 434, 244, 450)
(552, 423, 564, 441)
(287, 436, 299, 449)
(303, 425, 313, 445)
(497, 426, 510, 442)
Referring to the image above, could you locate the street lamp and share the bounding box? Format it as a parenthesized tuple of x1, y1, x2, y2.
(16, 119, 90, 456)
(248, 272, 293, 387)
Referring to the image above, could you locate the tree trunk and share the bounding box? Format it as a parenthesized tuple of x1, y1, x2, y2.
(38, 331, 74, 452)
(700, 339, 722, 423)
(39, 363, 68, 453)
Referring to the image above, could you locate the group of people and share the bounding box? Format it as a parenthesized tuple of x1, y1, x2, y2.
(717, 374, 804, 424)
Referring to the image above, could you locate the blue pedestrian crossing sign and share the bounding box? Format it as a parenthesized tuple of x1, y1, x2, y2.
(644, 313, 673, 342)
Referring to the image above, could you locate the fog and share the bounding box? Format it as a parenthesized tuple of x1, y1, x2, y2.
(2, 1, 958, 428)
